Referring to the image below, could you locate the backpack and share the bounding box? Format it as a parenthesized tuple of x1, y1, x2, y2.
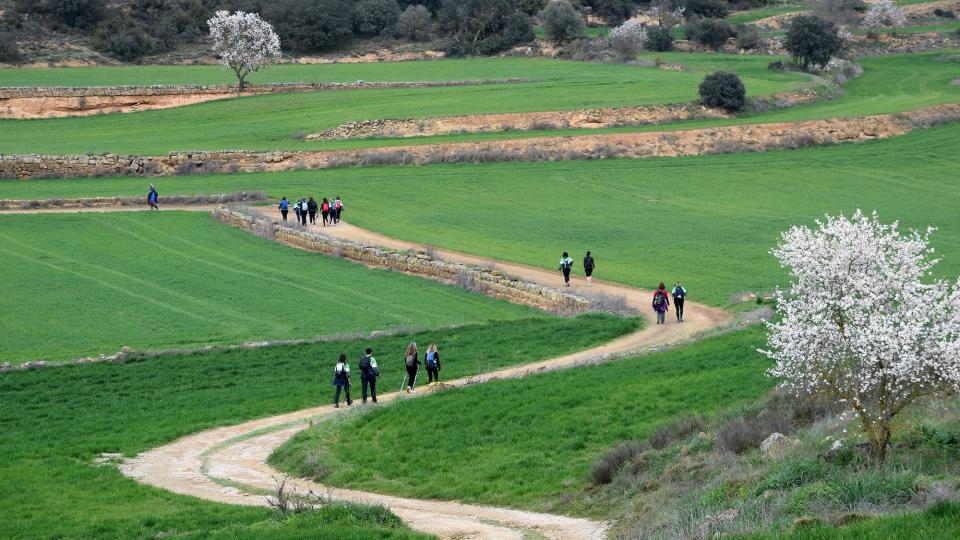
(653, 290, 666, 307)
(673, 287, 685, 299)
(425, 351, 437, 369)
(279, 200, 288, 210)
(560, 258, 572, 270)
(405, 354, 416, 367)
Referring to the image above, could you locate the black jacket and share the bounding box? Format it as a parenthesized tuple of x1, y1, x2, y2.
(358, 354, 377, 380)
(308, 200, 318, 212)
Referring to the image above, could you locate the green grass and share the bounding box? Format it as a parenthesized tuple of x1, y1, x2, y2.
(0, 56, 809, 155)
(0, 317, 631, 539)
(747, 501, 960, 539)
(0, 211, 545, 363)
(10, 121, 958, 307)
(270, 327, 773, 512)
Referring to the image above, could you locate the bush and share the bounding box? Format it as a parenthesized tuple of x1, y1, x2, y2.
(810, 0, 866, 26)
(768, 60, 784, 71)
(438, 0, 533, 56)
(785, 15, 845, 70)
(590, 440, 646, 485)
(715, 404, 791, 453)
(686, 18, 734, 50)
(646, 26, 675, 52)
(933, 8, 956, 18)
(820, 470, 920, 507)
(265, 0, 354, 53)
(101, 28, 155, 62)
(649, 415, 707, 449)
(682, 0, 730, 19)
(582, 0, 634, 25)
(540, 0, 586, 43)
(352, 0, 402, 36)
(501, 10, 536, 46)
(735, 23, 762, 50)
(19, 0, 106, 29)
(0, 32, 20, 63)
(754, 457, 826, 494)
(608, 19, 647, 60)
(395, 4, 434, 41)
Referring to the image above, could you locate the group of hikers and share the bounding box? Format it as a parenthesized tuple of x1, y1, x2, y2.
(279, 196, 343, 226)
(331, 342, 441, 407)
(559, 251, 687, 324)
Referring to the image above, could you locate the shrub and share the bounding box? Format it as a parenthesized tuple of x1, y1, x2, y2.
(768, 60, 784, 71)
(395, 4, 434, 41)
(501, 10, 536, 46)
(810, 0, 867, 26)
(265, 0, 354, 53)
(715, 407, 792, 454)
(438, 0, 531, 56)
(19, 0, 106, 29)
(649, 415, 707, 449)
(590, 440, 646, 485)
(820, 470, 920, 508)
(582, 0, 635, 25)
(98, 27, 155, 62)
(863, 0, 906, 33)
(699, 71, 745, 112)
(0, 32, 20, 63)
(754, 458, 826, 494)
(646, 26, 674, 51)
(685, 18, 734, 50)
(682, 0, 729, 19)
(785, 15, 845, 70)
(934, 8, 956, 18)
(608, 19, 647, 60)
(352, 0, 402, 36)
(540, 0, 586, 43)
(735, 23, 762, 50)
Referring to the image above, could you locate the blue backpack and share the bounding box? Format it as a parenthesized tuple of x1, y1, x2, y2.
(425, 351, 438, 369)
(279, 199, 288, 210)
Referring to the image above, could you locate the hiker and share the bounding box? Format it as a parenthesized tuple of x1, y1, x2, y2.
(583, 251, 595, 286)
(424, 343, 441, 383)
(321, 198, 330, 226)
(653, 282, 670, 325)
(671, 280, 687, 322)
(333, 196, 343, 224)
(404, 341, 420, 393)
(559, 251, 574, 287)
(147, 184, 159, 210)
(307, 197, 318, 225)
(300, 199, 309, 226)
(333, 353, 352, 408)
(358, 347, 379, 403)
(279, 197, 289, 221)
(293, 198, 302, 223)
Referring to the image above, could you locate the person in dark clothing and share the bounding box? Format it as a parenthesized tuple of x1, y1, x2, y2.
(321, 198, 330, 226)
(279, 196, 289, 221)
(671, 281, 687, 322)
(559, 251, 574, 287)
(424, 342, 441, 383)
(299, 199, 308, 226)
(293, 198, 301, 224)
(333, 196, 343, 224)
(358, 347, 379, 403)
(147, 184, 159, 210)
(403, 341, 420, 393)
(583, 251, 595, 286)
(307, 197, 318, 225)
(333, 353, 352, 408)
(653, 282, 670, 325)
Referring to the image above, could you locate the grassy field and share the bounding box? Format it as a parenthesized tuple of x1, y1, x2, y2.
(0, 317, 631, 539)
(0, 56, 810, 155)
(270, 327, 773, 511)
(10, 122, 958, 307)
(0, 211, 550, 363)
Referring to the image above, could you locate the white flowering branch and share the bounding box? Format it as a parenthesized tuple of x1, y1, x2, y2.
(609, 19, 648, 61)
(762, 210, 960, 466)
(208, 11, 281, 92)
(863, 0, 907, 33)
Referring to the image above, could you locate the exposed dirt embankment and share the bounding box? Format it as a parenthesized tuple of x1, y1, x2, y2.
(0, 78, 526, 119)
(0, 191, 264, 211)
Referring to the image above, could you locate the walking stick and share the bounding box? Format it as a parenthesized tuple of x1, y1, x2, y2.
(400, 372, 408, 393)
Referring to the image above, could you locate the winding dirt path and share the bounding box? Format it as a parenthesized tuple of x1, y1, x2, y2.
(116, 211, 730, 539)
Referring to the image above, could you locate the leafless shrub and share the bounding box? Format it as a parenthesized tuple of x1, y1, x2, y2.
(583, 291, 634, 316)
(716, 408, 793, 454)
(650, 415, 708, 449)
(424, 244, 438, 259)
(357, 151, 414, 166)
(901, 109, 960, 129)
(590, 440, 647, 485)
(173, 160, 225, 176)
(522, 147, 551, 161)
(292, 131, 307, 141)
(324, 156, 355, 169)
(774, 134, 819, 150)
(592, 143, 627, 159)
(529, 120, 560, 131)
(143, 161, 164, 175)
(266, 476, 323, 517)
(711, 139, 754, 154)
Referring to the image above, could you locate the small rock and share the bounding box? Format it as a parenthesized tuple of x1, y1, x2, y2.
(761, 432, 797, 458)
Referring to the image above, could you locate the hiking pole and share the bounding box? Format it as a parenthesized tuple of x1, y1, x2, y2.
(400, 372, 408, 393)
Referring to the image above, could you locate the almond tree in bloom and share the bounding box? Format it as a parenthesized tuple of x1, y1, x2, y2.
(609, 19, 648, 60)
(863, 0, 907, 33)
(762, 210, 960, 466)
(208, 11, 281, 92)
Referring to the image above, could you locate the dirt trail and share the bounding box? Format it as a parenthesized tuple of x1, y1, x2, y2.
(119, 212, 730, 539)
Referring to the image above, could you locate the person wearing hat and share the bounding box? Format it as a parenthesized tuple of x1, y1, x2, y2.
(147, 184, 159, 210)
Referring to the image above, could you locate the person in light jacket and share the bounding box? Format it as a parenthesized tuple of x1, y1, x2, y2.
(333, 353, 352, 408)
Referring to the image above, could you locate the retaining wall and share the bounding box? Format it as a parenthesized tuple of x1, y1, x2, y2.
(213, 206, 593, 314)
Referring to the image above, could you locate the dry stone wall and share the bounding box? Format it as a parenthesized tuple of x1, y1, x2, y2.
(0, 191, 264, 211)
(213, 206, 593, 315)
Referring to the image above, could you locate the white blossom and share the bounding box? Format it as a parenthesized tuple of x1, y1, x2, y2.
(762, 210, 960, 465)
(863, 0, 907, 32)
(836, 25, 855, 42)
(831, 439, 843, 451)
(609, 19, 648, 60)
(208, 11, 281, 91)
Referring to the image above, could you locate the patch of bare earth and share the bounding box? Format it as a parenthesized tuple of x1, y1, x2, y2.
(0, 93, 238, 119)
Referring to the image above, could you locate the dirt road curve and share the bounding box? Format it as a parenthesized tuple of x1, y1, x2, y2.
(115, 208, 730, 539)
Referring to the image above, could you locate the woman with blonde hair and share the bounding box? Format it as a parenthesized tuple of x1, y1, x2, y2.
(424, 342, 441, 383)
(403, 341, 420, 393)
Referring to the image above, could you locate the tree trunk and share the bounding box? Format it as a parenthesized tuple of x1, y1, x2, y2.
(871, 426, 892, 468)
(237, 74, 246, 93)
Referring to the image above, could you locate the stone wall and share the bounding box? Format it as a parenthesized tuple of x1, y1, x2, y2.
(213, 206, 593, 314)
(3, 104, 958, 179)
(0, 191, 265, 211)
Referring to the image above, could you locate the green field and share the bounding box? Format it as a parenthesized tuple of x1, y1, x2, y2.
(0, 318, 629, 540)
(0, 211, 549, 363)
(270, 328, 772, 511)
(9, 122, 958, 307)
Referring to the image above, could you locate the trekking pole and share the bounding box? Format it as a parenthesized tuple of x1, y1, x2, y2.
(399, 372, 408, 393)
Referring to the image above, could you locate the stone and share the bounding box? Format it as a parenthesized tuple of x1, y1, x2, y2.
(761, 432, 797, 458)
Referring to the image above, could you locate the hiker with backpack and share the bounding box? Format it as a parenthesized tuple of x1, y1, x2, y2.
(279, 197, 289, 222)
(300, 199, 309, 226)
(307, 197, 318, 225)
(333, 196, 343, 224)
(559, 252, 575, 287)
(333, 353, 352, 408)
(147, 184, 159, 210)
(653, 282, 670, 325)
(321, 198, 331, 226)
(424, 343, 441, 383)
(293, 198, 302, 224)
(403, 341, 420, 393)
(583, 251, 595, 286)
(358, 347, 379, 403)
(671, 281, 687, 322)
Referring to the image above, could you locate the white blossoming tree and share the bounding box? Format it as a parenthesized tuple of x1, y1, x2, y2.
(609, 19, 648, 61)
(863, 0, 907, 33)
(763, 211, 960, 466)
(207, 11, 281, 92)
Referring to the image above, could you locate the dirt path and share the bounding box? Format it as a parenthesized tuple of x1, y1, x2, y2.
(119, 212, 730, 539)
(0, 204, 217, 215)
